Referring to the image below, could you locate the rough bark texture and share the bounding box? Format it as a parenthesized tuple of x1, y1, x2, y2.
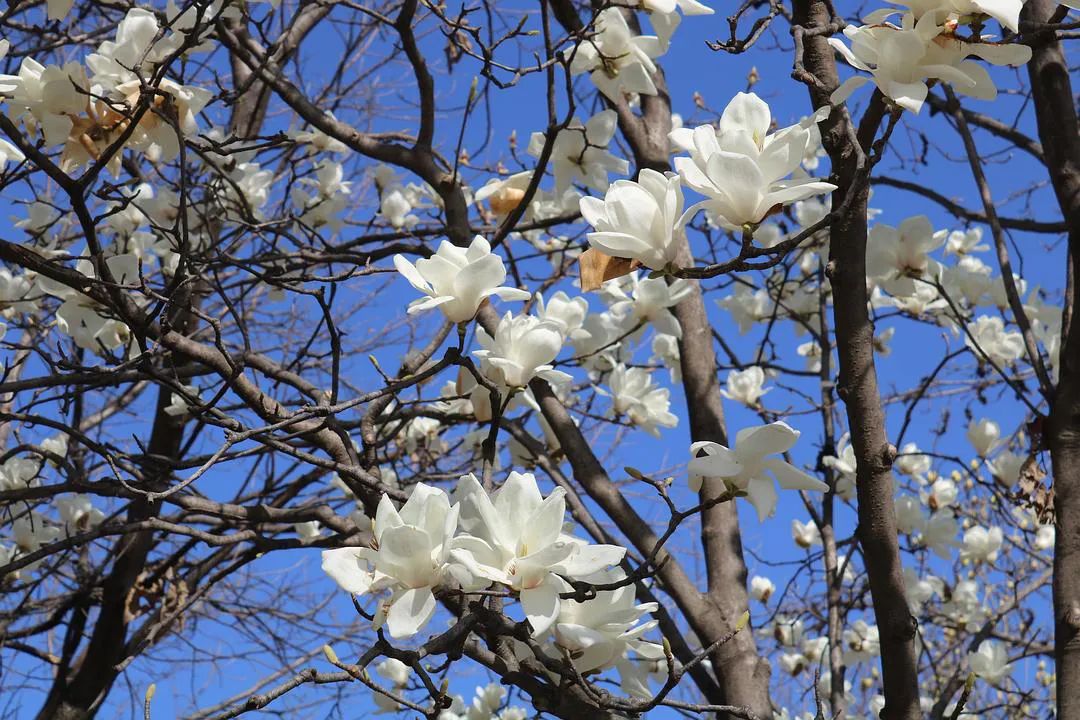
(791, 2, 921, 719)
(1024, 1, 1080, 715)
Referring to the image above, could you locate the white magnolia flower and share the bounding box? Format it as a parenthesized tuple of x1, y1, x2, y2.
(375, 658, 412, 687)
(650, 333, 681, 382)
(527, 111, 629, 195)
(890, 0, 1025, 32)
(637, 0, 714, 47)
(822, 433, 857, 499)
(569, 311, 627, 373)
(923, 508, 960, 559)
(56, 494, 104, 532)
(943, 255, 994, 306)
(895, 495, 927, 535)
(988, 450, 1024, 488)
(750, 575, 775, 603)
(294, 521, 322, 540)
(967, 418, 1000, 457)
(946, 227, 990, 256)
(842, 619, 880, 665)
(452, 472, 626, 636)
(321, 484, 469, 638)
(554, 568, 662, 673)
(474, 171, 532, 219)
(720, 366, 771, 407)
(670, 93, 836, 229)
(604, 272, 692, 339)
(867, 215, 946, 297)
(829, 11, 1032, 113)
(580, 169, 688, 271)
(791, 519, 822, 548)
(966, 315, 1025, 367)
(926, 477, 958, 510)
(717, 283, 773, 334)
(393, 236, 530, 323)
(474, 312, 572, 388)
(602, 364, 678, 437)
(895, 442, 931, 480)
(1034, 524, 1055, 551)
(961, 525, 1003, 563)
(535, 291, 589, 337)
(569, 8, 663, 101)
(688, 421, 828, 521)
(903, 566, 943, 612)
(164, 385, 201, 417)
(968, 640, 1011, 683)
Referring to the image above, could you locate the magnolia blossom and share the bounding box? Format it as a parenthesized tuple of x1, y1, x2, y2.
(393, 236, 529, 323)
(718, 283, 773, 334)
(580, 169, 687, 271)
(946, 227, 990, 256)
(750, 575, 775, 603)
(961, 525, 1003, 563)
(689, 421, 828, 521)
(474, 312, 572, 389)
(842, 620, 881, 665)
(926, 478, 958, 510)
(867, 215, 946, 296)
(720, 366, 771, 407)
(650, 333, 681, 382)
(554, 568, 662, 673)
(321, 484, 469, 638)
(923, 508, 960, 559)
(569, 8, 663, 101)
(1035, 524, 1055, 551)
(791, 519, 822, 548)
(637, 0, 714, 47)
(569, 311, 627, 373)
(967, 418, 1001, 457)
(536, 291, 589, 337)
(895, 442, 931, 480)
(968, 640, 1011, 683)
(891, 0, 1025, 32)
(903, 566, 943, 612)
(38, 252, 138, 355)
(605, 272, 691, 339)
(56, 494, 104, 532)
(988, 450, 1025, 487)
(602, 364, 678, 437)
(822, 433, 857, 499)
(527, 111, 629, 195)
(670, 93, 835, 229)
(895, 495, 927, 535)
(966, 315, 1025, 367)
(829, 10, 1032, 113)
(452, 473, 626, 636)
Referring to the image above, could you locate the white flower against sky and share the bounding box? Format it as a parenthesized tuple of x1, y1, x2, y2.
(569, 8, 663, 101)
(988, 450, 1024, 488)
(968, 640, 1011, 683)
(1035, 524, 1054, 551)
(602, 364, 678, 437)
(474, 312, 572, 389)
(946, 227, 990, 256)
(580, 169, 688, 271)
(393, 235, 529, 323)
(321, 484, 469, 638)
(56, 494, 104, 532)
(867, 215, 946, 297)
(637, 0, 714, 48)
(829, 10, 1032, 113)
(451, 472, 625, 636)
(750, 575, 775, 603)
(966, 315, 1025, 367)
(961, 524, 1003, 563)
(895, 495, 927, 535)
(604, 272, 691, 339)
(670, 92, 836, 229)
(720, 366, 771, 407)
(791, 519, 822, 548)
(689, 421, 828, 521)
(535, 291, 589, 338)
(967, 418, 1001, 457)
(527, 110, 629, 195)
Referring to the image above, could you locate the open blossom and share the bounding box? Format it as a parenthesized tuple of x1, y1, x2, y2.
(922, 508, 960, 558)
(393, 236, 529, 323)
(720, 366, 771, 407)
(554, 568, 662, 673)
(967, 418, 1001, 457)
(895, 495, 927, 535)
(890, 0, 1025, 32)
(602, 364, 678, 437)
(968, 640, 1011, 683)
(961, 524, 1003, 563)
(636, 0, 714, 47)
(474, 312, 572, 389)
(903, 566, 943, 612)
(842, 620, 881, 665)
(895, 442, 931, 480)
(822, 433, 857, 499)
(569, 8, 663, 101)
(926, 478, 958, 510)
(1034, 524, 1054, 551)
(791, 519, 822, 548)
(829, 10, 1032, 113)
(452, 473, 626, 636)
(867, 215, 946, 297)
(56, 494, 104, 532)
(988, 450, 1025, 487)
(580, 169, 688, 271)
(966, 315, 1025, 367)
(535, 291, 589, 337)
(604, 272, 692, 339)
(750, 575, 775, 603)
(528, 110, 628, 195)
(670, 92, 835, 229)
(689, 421, 828, 521)
(946, 227, 990, 256)
(321, 484, 471, 638)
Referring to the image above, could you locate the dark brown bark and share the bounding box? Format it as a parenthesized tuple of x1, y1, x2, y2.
(1024, 1, 1080, 715)
(791, 2, 920, 718)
